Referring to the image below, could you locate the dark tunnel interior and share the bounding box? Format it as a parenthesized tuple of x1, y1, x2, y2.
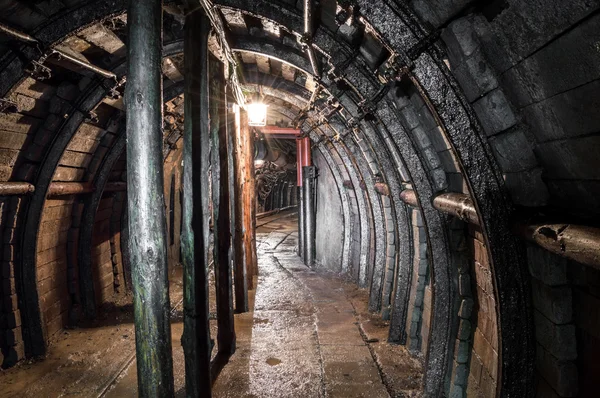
(1, 0, 600, 397)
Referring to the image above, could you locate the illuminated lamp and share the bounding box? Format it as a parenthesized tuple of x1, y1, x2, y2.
(247, 103, 268, 126)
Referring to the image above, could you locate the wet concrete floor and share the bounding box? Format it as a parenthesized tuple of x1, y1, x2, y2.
(0, 211, 422, 397)
(212, 212, 422, 397)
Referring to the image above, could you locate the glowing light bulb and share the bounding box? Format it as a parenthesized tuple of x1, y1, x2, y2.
(247, 103, 267, 126)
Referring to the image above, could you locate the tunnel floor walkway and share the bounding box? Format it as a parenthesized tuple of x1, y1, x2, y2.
(212, 213, 423, 397)
(0, 212, 422, 397)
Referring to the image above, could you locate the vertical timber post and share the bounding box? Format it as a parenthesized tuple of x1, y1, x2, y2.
(182, 8, 212, 397)
(241, 113, 255, 291)
(232, 107, 249, 313)
(248, 126, 258, 283)
(210, 56, 236, 356)
(125, 0, 175, 395)
(303, 165, 317, 267)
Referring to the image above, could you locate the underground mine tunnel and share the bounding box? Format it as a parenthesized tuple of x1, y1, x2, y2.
(1, 0, 600, 397)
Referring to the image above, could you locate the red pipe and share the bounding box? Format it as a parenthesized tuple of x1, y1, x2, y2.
(261, 126, 301, 136)
(296, 138, 304, 186)
(302, 137, 311, 167)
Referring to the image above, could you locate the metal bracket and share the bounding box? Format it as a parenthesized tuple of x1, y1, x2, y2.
(407, 29, 442, 60)
(25, 59, 52, 80)
(0, 98, 18, 113)
(378, 53, 412, 83)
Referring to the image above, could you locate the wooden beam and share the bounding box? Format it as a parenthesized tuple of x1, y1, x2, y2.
(211, 54, 236, 376)
(182, 7, 213, 397)
(232, 107, 249, 312)
(125, 0, 175, 395)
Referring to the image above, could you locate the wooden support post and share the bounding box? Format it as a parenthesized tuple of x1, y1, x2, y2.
(182, 8, 212, 397)
(239, 112, 254, 291)
(232, 107, 249, 312)
(210, 55, 236, 358)
(124, 0, 174, 395)
(248, 127, 258, 281)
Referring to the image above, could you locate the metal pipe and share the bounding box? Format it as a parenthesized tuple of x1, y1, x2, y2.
(302, 137, 312, 167)
(303, 0, 320, 77)
(125, 0, 175, 394)
(375, 182, 390, 196)
(0, 181, 127, 196)
(0, 23, 116, 81)
(399, 189, 418, 207)
(303, 165, 317, 267)
(401, 188, 600, 269)
(47, 182, 94, 196)
(0, 22, 37, 43)
(0, 182, 34, 195)
(296, 138, 304, 186)
(261, 126, 301, 136)
(400, 189, 479, 225)
(517, 223, 600, 270)
(50, 49, 117, 80)
(433, 192, 479, 226)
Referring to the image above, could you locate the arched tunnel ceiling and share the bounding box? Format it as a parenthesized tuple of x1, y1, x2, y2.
(1, 1, 600, 396)
(0, 1, 529, 395)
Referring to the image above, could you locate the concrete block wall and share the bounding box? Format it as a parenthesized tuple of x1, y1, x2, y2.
(441, 16, 549, 208)
(390, 86, 450, 193)
(405, 207, 431, 355)
(527, 244, 580, 397)
(438, 2, 600, 218)
(314, 150, 344, 272)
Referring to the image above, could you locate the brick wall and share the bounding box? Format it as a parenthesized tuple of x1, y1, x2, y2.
(37, 199, 72, 340)
(405, 207, 431, 356)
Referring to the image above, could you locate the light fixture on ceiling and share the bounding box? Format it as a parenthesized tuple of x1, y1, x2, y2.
(247, 102, 268, 127)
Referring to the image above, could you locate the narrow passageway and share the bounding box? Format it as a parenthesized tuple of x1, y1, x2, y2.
(214, 212, 422, 398)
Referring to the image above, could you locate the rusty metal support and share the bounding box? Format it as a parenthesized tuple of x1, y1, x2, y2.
(125, 0, 175, 395)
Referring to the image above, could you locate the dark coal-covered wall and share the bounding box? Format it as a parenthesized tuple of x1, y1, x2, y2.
(314, 151, 343, 272)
